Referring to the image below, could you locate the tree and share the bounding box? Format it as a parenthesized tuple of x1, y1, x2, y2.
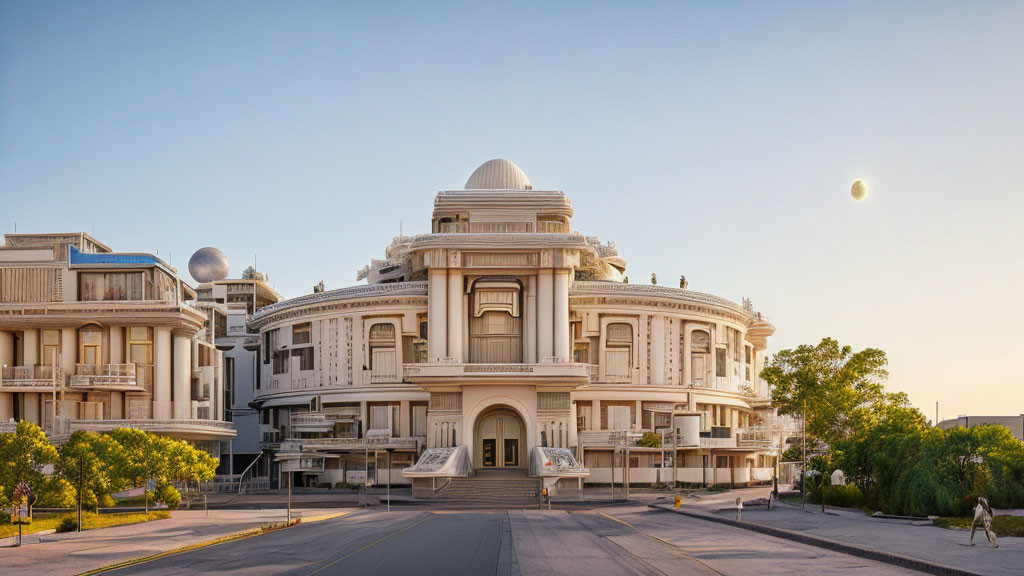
(56, 431, 125, 510)
(761, 337, 896, 448)
(0, 421, 58, 502)
(106, 428, 167, 512)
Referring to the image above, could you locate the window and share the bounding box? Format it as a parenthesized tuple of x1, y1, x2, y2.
(127, 327, 153, 392)
(368, 323, 396, 379)
(78, 327, 103, 365)
(198, 345, 213, 367)
(79, 272, 144, 301)
(292, 347, 314, 371)
(715, 348, 727, 377)
(41, 330, 61, 366)
(262, 329, 279, 365)
(292, 323, 311, 345)
(411, 402, 428, 437)
(224, 357, 234, 422)
(537, 216, 566, 233)
(605, 323, 633, 382)
(272, 350, 289, 374)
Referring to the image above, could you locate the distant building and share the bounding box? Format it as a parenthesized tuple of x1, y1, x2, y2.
(0, 232, 234, 456)
(195, 273, 282, 477)
(938, 415, 1024, 441)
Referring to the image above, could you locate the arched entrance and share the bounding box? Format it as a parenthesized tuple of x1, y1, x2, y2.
(474, 406, 525, 470)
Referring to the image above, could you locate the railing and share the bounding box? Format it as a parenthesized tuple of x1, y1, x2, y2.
(70, 363, 138, 389)
(66, 418, 235, 436)
(296, 435, 423, 451)
(0, 365, 60, 388)
(365, 367, 400, 383)
(0, 421, 17, 434)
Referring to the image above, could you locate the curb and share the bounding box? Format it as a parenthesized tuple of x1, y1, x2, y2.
(649, 504, 985, 576)
(76, 510, 354, 575)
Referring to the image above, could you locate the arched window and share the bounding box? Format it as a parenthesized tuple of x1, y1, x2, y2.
(604, 323, 633, 382)
(368, 323, 396, 381)
(689, 330, 710, 386)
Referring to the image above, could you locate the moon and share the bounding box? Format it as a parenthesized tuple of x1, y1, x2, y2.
(851, 180, 868, 201)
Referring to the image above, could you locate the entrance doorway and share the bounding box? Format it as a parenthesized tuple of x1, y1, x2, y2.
(475, 407, 524, 470)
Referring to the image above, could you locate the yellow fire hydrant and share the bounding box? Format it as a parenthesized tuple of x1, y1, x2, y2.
(674, 495, 681, 508)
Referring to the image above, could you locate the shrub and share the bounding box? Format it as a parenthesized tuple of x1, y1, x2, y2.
(55, 515, 78, 533)
(37, 478, 77, 508)
(155, 483, 181, 510)
(824, 484, 863, 508)
(636, 433, 661, 448)
(98, 494, 115, 509)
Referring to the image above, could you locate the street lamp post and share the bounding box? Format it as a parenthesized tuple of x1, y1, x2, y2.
(385, 448, 394, 512)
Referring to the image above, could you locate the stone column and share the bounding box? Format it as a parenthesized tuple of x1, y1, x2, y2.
(399, 400, 411, 437)
(61, 329, 76, 384)
(154, 327, 172, 419)
(525, 275, 537, 363)
(172, 334, 192, 419)
(682, 324, 691, 387)
(553, 271, 570, 361)
(447, 270, 463, 362)
(21, 329, 40, 423)
(427, 269, 448, 361)
(0, 331, 14, 421)
(536, 271, 554, 360)
(591, 399, 601, 430)
(651, 316, 664, 385)
(108, 327, 123, 419)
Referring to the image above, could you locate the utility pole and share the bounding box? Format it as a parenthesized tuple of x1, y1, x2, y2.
(801, 399, 807, 510)
(77, 456, 83, 532)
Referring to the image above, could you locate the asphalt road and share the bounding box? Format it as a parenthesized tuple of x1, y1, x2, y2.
(107, 506, 920, 576)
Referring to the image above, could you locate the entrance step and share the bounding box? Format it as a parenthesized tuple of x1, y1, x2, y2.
(436, 476, 541, 507)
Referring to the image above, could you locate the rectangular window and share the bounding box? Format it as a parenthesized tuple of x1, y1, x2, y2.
(79, 272, 144, 301)
(715, 348, 727, 377)
(411, 403, 428, 437)
(292, 323, 311, 345)
(292, 347, 314, 371)
(272, 350, 289, 374)
(224, 357, 234, 422)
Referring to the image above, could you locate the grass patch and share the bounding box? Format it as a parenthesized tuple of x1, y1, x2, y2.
(933, 516, 1024, 537)
(0, 511, 170, 539)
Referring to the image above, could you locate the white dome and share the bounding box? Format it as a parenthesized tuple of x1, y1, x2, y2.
(464, 159, 532, 190)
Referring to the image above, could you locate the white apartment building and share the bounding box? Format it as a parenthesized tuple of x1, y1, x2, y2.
(0, 233, 234, 455)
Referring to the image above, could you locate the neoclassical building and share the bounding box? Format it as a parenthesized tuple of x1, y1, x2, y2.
(0, 233, 234, 455)
(251, 159, 791, 492)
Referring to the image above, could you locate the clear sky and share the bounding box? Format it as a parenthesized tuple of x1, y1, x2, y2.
(2, 2, 1021, 420)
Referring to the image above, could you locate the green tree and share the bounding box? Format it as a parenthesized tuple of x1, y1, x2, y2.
(56, 431, 125, 510)
(0, 421, 58, 501)
(107, 428, 167, 512)
(761, 337, 898, 448)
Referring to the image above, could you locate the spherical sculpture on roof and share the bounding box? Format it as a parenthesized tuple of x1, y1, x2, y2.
(188, 247, 230, 283)
(465, 159, 532, 190)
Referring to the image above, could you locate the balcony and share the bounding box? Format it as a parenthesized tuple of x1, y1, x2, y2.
(291, 435, 424, 452)
(290, 411, 335, 433)
(363, 367, 401, 384)
(70, 363, 140, 391)
(0, 365, 60, 391)
(63, 417, 235, 440)
(404, 360, 590, 386)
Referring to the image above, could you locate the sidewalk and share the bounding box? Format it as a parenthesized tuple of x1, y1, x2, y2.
(654, 494, 1023, 576)
(2, 507, 354, 576)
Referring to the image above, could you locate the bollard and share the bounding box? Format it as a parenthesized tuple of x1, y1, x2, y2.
(735, 497, 743, 521)
(204, 494, 208, 517)
(674, 494, 681, 508)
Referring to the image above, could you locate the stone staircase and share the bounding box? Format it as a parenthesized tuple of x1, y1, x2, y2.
(436, 475, 541, 507)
